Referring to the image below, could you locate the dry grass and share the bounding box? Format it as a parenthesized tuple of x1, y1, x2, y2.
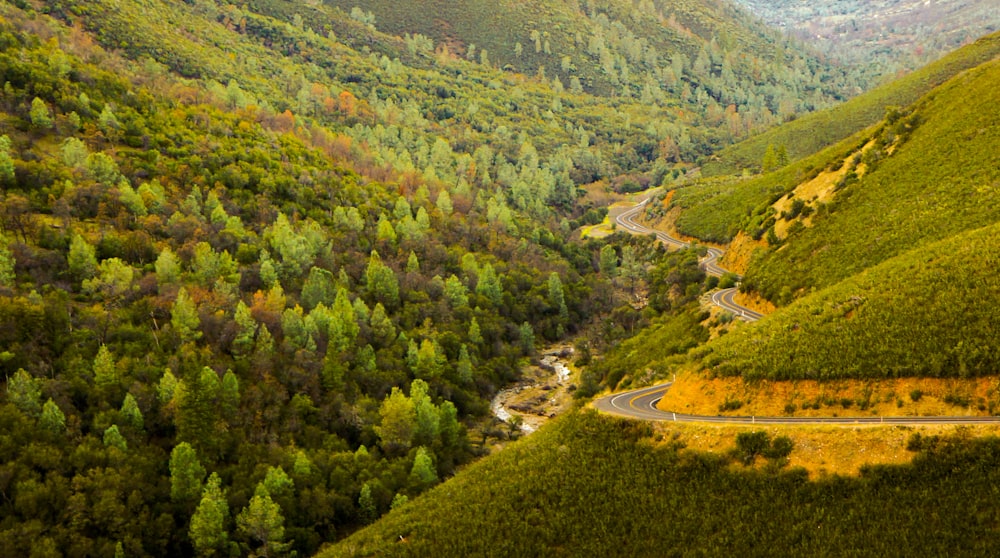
(655, 420, 1000, 478)
(659, 368, 1000, 418)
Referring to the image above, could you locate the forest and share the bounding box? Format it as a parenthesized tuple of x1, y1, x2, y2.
(3, 0, 1000, 555)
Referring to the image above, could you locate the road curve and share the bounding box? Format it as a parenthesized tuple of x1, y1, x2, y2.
(614, 198, 760, 322)
(593, 383, 1000, 425)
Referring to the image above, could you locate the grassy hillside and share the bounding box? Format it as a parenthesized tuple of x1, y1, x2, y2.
(700, 30, 1000, 176)
(703, 222, 1000, 382)
(743, 55, 1000, 303)
(321, 411, 1000, 557)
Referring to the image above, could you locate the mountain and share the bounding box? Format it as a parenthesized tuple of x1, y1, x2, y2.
(734, 0, 999, 76)
(320, 410, 1000, 557)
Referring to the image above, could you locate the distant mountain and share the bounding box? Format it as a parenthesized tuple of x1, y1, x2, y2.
(733, 0, 999, 77)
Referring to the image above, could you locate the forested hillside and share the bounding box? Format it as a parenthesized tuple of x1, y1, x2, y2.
(735, 0, 999, 79)
(322, 411, 1000, 557)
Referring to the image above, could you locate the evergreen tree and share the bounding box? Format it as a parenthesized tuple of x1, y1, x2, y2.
(365, 251, 400, 309)
(0, 135, 14, 184)
(358, 483, 377, 525)
(237, 485, 288, 557)
(599, 245, 618, 277)
(103, 425, 127, 451)
(475, 264, 503, 306)
(7, 369, 41, 416)
(409, 446, 438, 490)
(120, 393, 144, 431)
(155, 247, 181, 288)
(190, 473, 230, 557)
(232, 301, 257, 358)
(67, 234, 98, 282)
(301, 267, 336, 311)
(0, 242, 14, 288)
(375, 387, 416, 454)
(93, 344, 118, 390)
(170, 442, 206, 504)
(29, 97, 53, 129)
(172, 287, 202, 342)
(39, 399, 66, 434)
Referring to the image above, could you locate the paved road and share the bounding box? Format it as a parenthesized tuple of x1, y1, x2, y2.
(614, 198, 759, 321)
(604, 199, 1000, 425)
(593, 382, 1000, 425)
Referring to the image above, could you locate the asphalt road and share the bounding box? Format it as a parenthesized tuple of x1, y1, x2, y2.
(593, 382, 1000, 425)
(614, 198, 760, 321)
(603, 199, 1000, 425)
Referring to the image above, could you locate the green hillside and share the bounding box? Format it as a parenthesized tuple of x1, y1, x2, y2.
(322, 411, 1000, 557)
(743, 55, 1000, 303)
(700, 30, 1000, 176)
(704, 222, 1000, 382)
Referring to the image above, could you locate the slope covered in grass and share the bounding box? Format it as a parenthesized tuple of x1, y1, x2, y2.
(703, 222, 1000, 381)
(700, 30, 1000, 176)
(321, 411, 1000, 557)
(743, 55, 1000, 303)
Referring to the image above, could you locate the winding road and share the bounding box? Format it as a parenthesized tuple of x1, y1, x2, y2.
(614, 198, 759, 321)
(601, 197, 1000, 425)
(594, 383, 1000, 425)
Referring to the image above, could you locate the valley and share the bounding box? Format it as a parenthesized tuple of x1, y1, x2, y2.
(1, 0, 1000, 556)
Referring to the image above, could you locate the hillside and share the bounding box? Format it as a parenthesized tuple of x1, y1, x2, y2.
(699, 30, 1000, 176)
(321, 411, 1000, 557)
(735, 0, 999, 75)
(742, 54, 1000, 303)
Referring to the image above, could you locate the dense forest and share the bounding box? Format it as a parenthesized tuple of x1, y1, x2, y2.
(3, 0, 1000, 555)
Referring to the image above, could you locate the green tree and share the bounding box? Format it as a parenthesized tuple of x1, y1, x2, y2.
(190, 473, 230, 557)
(0, 241, 14, 288)
(328, 287, 359, 352)
(232, 301, 257, 358)
(7, 368, 41, 416)
(476, 264, 503, 306)
(120, 393, 144, 431)
(369, 302, 395, 344)
(155, 247, 182, 288)
(176, 367, 222, 458)
(170, 442, 206, 504)
(375, 387, 416, 454)
(29, 97, 53, 130)
(365, 250, 399, 309)
(158, 368, 179, 405)
(548, 272, 568, 320)
(82, 257, 134, 301)
(172, 287, 202, 342)
(0, 135, 14, 184)
(301, 267, 336, 311)
(443, 275, 468, 308)
(761, 144, 779, 172)
(599, 245, 618, 277)
(103, 424, 127, 451)
(93, 344, 118, 390)
(409, 446, 438, 488)
(68, 234, 98, 282)
(436, 190, 453, 216)
(456, 344, 473, 383)
(39, 399, 66, 434)
(237, 485, 289, 557)
(358, 482, 377, 525)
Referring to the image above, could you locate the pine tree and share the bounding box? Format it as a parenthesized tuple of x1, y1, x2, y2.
(190, 473, 229, 557)
(358, 483, 378, 524)
(0, 135, 14, 184)
(409, 446, 438, 487)
(120, 393, 144, 431)
(93, 344, 118, 390)
(172, 287, 202, 342)
(29, 97, 53, 129)
(231, 301, 257, 357)
(67, 234, 98, 282)
(39, 399, 66, 434)
(375, 387, 416, 454)
(0, 241, 14, 288)
(475, 264, 503, 306)
(170, 442, 206, 504)
(103, 425, 127, 451)
(6, 369, 41, 416)
(237, 485, 289, 557)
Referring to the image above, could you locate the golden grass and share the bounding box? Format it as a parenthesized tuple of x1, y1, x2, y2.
(659, 368, 1000, 418)
(655, 420, 1000, 478)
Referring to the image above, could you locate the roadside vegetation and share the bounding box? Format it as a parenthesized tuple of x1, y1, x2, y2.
(323, 410, 1000, 557)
